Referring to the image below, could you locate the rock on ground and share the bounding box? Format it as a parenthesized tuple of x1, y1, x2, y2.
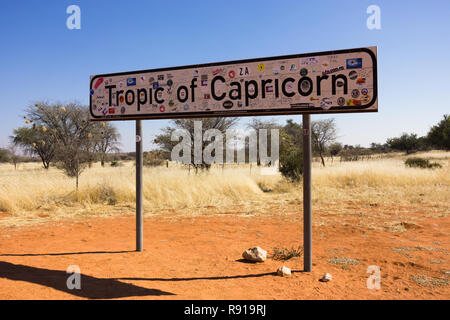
(277, 266, 292, 276)
(242, 246, 267, 262)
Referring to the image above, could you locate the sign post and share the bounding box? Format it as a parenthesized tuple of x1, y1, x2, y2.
(90, 46, 378, 269)
(302, 114, 312, 272)
(136, 120, 143, 251)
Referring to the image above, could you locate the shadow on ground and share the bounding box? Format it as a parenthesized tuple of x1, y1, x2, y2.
(0, 250, 134, 257)
(0, 261, 175, 299)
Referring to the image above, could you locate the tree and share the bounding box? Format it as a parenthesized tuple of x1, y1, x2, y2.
(153, 117, 238, 172)
(11, 126, 56, 169)
(311, 118, 338, 166)
(91, 122, 121, 166)
(23, 102, 97, 190)
(386, 133, 420, 154)
(7, 144, 21, 170)
(0, 148, 9, 163)
(329, 142, 343, 162)
(427, 114, 450, 150)
(279, 125, 303, 182)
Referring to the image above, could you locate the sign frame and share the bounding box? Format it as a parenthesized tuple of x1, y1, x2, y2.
(89, 47, 377, 121)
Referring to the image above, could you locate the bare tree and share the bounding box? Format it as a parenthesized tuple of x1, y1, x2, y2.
(311, 118, 338, 167)
(7, 144, 20, 170)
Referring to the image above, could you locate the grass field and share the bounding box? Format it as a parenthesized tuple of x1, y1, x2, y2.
(0, 151, 448, 226)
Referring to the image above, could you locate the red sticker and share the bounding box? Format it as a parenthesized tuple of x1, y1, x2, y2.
(94, 77, 104, 89)
(228, 70, 235, 78)
(160, 106, 165, 112)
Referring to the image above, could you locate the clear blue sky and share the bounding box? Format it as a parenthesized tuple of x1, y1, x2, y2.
(1, 0, 449, 152)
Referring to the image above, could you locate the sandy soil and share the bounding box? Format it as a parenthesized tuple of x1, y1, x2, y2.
(0, 203, 448, 300)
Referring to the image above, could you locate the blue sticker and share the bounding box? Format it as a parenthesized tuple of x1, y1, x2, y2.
(90, 89, 95, 95)
(346, 58, 362, 69)
(127, 78, 136, 86)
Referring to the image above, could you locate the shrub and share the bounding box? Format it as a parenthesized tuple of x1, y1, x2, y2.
(279, 149, 303, 182)
(405, 157, 442, 169)
(110, 160, 122, 167)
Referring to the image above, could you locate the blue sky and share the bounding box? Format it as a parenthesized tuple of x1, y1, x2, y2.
(1, 0, 449, 152)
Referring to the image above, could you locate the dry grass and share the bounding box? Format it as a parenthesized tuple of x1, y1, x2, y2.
(0, 151, 449, 225)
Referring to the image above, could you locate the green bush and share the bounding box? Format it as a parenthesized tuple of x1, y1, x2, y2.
(279, 149, 303, 182)
(405, 157, 442, 169)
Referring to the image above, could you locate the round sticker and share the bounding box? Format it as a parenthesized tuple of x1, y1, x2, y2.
(361, 88, 368, 95)
(228, 70, 235, 78)
(119, 96, 125, 103)
(349, 71, 358, 80)
(300, 68, 308, 76)
(136, 135, 141, 143)
(257, 63, 265, 71)
(167, 79, 173, 86)
(183, 104, 189, 110)
(160, 105, 165, 112)
(320, 98, 332, 110)
(337, 97, 346, 106)
(351, 89, 360, 98)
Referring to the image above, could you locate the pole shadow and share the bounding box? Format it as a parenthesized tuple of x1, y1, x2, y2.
(0, 261, 175, 299)
(0, 250, 134, 257)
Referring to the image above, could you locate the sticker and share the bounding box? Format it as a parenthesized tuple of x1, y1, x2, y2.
(320, 98, 332, 110)
(361, 88, 368, 95)
(212, 68, 223, 76)
(136, 135, 141, 142)
(361, 95, 370, 103)
(336, 80, 345, 87)
(322, 66, 344, 75)
(166, 79, 173, 86)
(289, 64, 297, 71)
(346, 58, 362, 69)
(228, 70, 236, 78)
(94, 77, 104, 89)
(223, 100, 233, 109)
(257, 63, 265, 71)
(346, 99, 362, 106)
(356, 77, 366, 85)
(159, 105, 165, 112)
(201, 74, 208, 80)
(183, 104, 189, 110)
(349, 71, 358, 80)
(168, 100, 175, 107)
(201, 80, 208, 86)
(265, 85, 273, 93)
(300, 68, 308, 76)
(300, 57, 319, 65)
(119, 96, 125, 103)
(337, 97, 346, 106)
(121, 106, 126, 113)
(204, 94, 211, 99)
(351, 89, 360, 98)
(158, 75, 164, 80)
(237, 101, 243, 107)
(90, 89, 95, 95)
(127, 78, 136, 86)
(153, 82, 159, 89)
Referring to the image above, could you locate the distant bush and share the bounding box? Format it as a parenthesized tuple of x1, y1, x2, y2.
(143, 150, 168, 167)
(110, 160, 123, 167)
(405, 157, 442, 169)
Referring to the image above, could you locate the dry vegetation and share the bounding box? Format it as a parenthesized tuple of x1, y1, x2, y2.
(0, 151, 449, 226)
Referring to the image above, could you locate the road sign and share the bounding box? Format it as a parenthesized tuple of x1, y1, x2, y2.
(89, 47, 377, 121)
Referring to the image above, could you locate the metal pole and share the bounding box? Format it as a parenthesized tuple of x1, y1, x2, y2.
(302, 114, 312, 272)
(136, 120, 143, 251)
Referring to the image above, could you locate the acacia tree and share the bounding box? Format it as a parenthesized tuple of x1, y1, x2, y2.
(23, 102, 97, 190)
(11, 126, 56, 169)
(311, 118, 338, 167)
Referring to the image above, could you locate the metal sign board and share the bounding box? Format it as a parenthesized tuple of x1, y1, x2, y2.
(89, 46, 377, 121)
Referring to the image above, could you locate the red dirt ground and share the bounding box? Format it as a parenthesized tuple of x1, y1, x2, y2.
(0, 207, 448, 300)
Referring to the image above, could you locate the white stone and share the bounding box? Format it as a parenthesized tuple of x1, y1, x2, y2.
(242, 246, 267, 262)
(277, 266, 292, 276)
(320, 273, 332, 282)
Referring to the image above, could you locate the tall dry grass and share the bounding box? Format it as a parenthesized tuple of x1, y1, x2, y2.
(0, 151, 449, 219)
